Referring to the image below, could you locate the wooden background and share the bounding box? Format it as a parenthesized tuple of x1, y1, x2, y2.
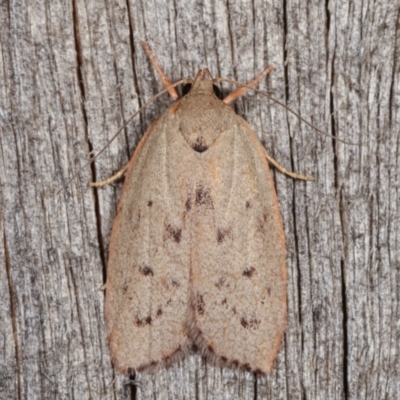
(1, 0, 399, 399)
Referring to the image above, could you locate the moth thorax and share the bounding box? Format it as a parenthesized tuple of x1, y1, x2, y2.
(178, 94, 233, 153)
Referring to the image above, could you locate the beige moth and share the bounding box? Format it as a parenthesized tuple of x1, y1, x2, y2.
(104, 43, 295, 376)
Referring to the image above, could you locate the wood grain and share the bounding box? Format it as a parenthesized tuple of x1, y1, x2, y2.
(0, 0, 399, 399)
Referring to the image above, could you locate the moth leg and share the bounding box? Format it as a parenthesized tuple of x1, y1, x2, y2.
(141, 42, 179, 101)
(90, 163, 129, 188)
(264, 149, 314, 181)
(223, 65, 275, 104)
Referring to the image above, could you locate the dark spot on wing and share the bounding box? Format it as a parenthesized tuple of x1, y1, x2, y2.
(185, 197, 192, 211)
(195, 184, 213, 208)
(242, 267, 256, 278)
(245, 201, 251, 209)
(243, 363, 252, 372)
(266, 285, 271, 296)
(134, 315, 152, 327)
(196, 293, 205, 315)
(217, 228, 232, 244)
(122, 282, 128, 292)
(166, 298, 172, 305)
(221, 356, 227, 362)
(215, 277, 226, 289)
(255, 368, 263, 376)
(166, 224, 182, 243)
(147, 200, 153, 207)
(139, 264, 154, 276)
(232, 360, 239, 368)
(163, 277, 181, 290)
(255, 214, 269, 232)
(241, 316, 260, 330)
(222, 298, 227, 305)
(127, 367, 134, 375)
(190, 343, 199, 352)
(256, 218, 265, 233)
(192, 136, 208, 153)
(232, 306, 237, 315)
(156, 308, 163, 317)
(208, 344, 215, 353)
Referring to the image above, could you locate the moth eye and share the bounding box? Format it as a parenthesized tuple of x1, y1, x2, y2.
(213, 84, 222, 99)
(181, 83, 192, 97)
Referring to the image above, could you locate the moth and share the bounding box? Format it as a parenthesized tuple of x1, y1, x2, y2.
(102, 43, 307, 375)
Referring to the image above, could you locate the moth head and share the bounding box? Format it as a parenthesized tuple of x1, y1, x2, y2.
(190, 69, 214, 96)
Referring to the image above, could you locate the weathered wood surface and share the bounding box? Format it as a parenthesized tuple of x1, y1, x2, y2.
(1, 0, 399, 399)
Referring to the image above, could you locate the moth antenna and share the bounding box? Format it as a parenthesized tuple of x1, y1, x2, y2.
(141, 41, 180, 100)
(216, 77, 357, 145)
(222, 65, 274, 104)
(56, 79, 191, 195)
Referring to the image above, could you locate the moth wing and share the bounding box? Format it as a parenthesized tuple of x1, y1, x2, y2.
(189, 119, 287, 374)
(105, 112, 191, 374)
